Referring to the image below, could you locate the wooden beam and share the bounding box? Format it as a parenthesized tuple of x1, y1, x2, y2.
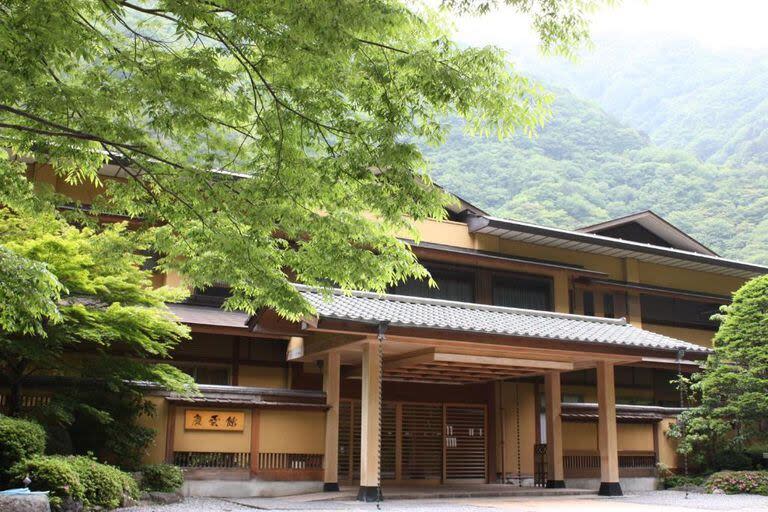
(322, 351, 341, 491)
(597, 361, 622, 496)
(432, 352, 574, 371)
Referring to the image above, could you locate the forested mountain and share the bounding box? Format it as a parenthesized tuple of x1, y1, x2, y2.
(519, 39, 768, 167)
(424, 86, 768, 264)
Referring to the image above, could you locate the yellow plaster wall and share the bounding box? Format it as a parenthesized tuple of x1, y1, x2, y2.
(637, 262, 745, 296)
(173, 408, 252, 453)
(238, 366, 287, 388)
(643, 323, 716, 348)
(618, 423, 654, 452)
(136, 396, 168, 464)
(563, 422, 598, 451)
(406, 219, 475, 248)
(657, 418, 680, 469)
(499, 239, 627, 280)
(495, 382, 536, 476)
(259, 410, 325, 454)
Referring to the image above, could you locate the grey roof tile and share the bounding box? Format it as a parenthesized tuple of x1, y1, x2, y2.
(167, 303, 249, 328)
(296, 285, 710, 354)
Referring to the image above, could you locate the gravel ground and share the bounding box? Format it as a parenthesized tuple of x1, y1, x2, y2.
(621, 490, 768, 510)
(118, 491, 768, 512)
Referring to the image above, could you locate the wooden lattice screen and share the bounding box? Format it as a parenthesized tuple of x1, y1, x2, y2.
(444, 405, 487, 482)
(339, 399, 487, 483)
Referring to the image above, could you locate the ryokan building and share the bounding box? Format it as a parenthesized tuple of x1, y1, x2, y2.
(10, 164, 768, 499)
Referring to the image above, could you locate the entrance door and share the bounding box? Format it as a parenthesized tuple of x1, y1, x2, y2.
(444, 405, 487, 482)
(339, 400, 487, 483)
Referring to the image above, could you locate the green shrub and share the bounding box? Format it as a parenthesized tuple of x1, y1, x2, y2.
(9, 455, 85, 508)
(712, 449, 754, 471)
(663, 474, 707, 489)
(706, 471, 768, 495)
(120, 470, 140, 501)
(0, 415, 46, 481)
(140, 463, 183, 492)
(67, 456, 128, 509)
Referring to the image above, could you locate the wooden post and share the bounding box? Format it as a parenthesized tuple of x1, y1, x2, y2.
(395, 403, 403, 482)
(597, 361, 622, 496)
(323, 351, 341, 491)
(358, 340, 381, 501)
(164, 404, 176, 464)
(544, 372, 565, 488)
(553, 272, 570, 313)
(250, 409, 260, 476)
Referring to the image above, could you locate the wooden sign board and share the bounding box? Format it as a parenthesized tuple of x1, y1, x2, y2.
(184, 410, 245, 432)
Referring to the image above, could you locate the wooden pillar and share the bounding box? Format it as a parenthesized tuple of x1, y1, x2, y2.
(553, 272, 571, 314)
(250, 409, 260, 476)
(597, 361, 622, 496)
(358, 340, 382, 501)
(164, 404, 176, 464)
(323, 351, 341, 491)
(544, 372, 565, 488)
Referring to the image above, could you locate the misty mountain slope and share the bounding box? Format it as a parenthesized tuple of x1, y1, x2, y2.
(519, 39, 768, 166)
(424, 86, 768, 264)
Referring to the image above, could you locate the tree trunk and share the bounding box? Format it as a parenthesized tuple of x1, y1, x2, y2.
(8, 378, 22, 417)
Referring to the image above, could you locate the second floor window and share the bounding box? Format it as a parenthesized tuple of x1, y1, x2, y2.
(390, 267, 475, 303)
(640, 294, 722, 329)
(492, 275, 553, 311)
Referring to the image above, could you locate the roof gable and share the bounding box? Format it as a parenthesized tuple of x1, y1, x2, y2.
(578, 211, 717, 256)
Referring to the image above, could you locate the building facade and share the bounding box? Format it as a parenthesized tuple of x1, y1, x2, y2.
(9, 163, 768, 498)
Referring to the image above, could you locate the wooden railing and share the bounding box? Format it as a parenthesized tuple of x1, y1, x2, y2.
(534, 446, 657, 481)
(258, 452, 323, 470)
(0, 394, 52, 412)
(173, 451, 250, 469)
(256, 453, 323, 481)
(563, 450, 657, 478)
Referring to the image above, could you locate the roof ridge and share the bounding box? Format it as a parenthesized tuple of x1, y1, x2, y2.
(293, 284, 628, 326)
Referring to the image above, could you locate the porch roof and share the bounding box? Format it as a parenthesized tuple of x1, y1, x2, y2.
(297, 286, 710, 355)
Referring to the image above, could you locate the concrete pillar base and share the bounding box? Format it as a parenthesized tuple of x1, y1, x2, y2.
(545, 480, 566, 489)
(323, 482, 340, 492)
(598, 482, 623, 496)
(357, 486, 382, 502)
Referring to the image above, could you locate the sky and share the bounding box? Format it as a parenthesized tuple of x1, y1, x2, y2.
(448, 0, 768, 54)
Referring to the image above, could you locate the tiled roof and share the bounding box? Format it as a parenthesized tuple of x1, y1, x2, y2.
(167, 303, 249, 328)
(297, 286, 710, 354)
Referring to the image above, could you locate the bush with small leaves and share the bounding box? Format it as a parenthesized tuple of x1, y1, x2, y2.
(10, 455, 85, 508)
(140, 463, 183, 492)
(67, 456, 129, 509)
(0, 415, 46, 483)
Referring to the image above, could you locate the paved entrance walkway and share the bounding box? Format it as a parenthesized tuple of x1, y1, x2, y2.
(257, 484, 594, 502)
(120, 491, 768, 512)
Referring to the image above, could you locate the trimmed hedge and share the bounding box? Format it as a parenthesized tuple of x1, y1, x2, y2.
(9, 455, 139, 509)
(10, 455, 85, 508)
(68, 456, 136, 509)
(0, 416, 46, 480)
(706, 471, 768, 495)
(141, 463, 183, 492)
(663, 474, 707, 489)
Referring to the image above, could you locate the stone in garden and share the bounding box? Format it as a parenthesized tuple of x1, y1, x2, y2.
(0, 494, 51, 512)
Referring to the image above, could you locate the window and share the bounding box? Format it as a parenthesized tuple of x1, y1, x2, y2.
(492, 275, 553, 311)
(583, 291, 595, 316)
(640, 294, 721, 329)
(180, 365, 230, 385)
(185, 284, 230, 307)
(390, 267, 475, 303)
(603, 293, 615, 318)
